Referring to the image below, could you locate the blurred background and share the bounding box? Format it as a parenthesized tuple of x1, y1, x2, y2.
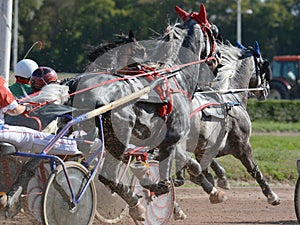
(2, 0, 299, 73)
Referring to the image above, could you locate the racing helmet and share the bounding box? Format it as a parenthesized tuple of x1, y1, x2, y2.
(31, 66, 58, 91)
(14, 59, 39, 79)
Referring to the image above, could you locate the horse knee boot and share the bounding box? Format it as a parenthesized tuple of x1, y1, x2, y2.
(99, 174, 141, 208)
(173, 169, 185, 187)
(203, 170, 215, 187)
(140, 177, 170, 196)
(186, 158, 202, 177)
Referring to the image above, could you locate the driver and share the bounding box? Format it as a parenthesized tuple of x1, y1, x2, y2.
(9, 59, 39, 98)
(0, 76, 82, 216)
(30, 66, 60, 93)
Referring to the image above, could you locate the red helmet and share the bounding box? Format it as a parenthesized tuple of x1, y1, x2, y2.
(31, 66, 58, 91)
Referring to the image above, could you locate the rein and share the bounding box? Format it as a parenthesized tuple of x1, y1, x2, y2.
(16, 56, 215, 123)
(190, 102, 221, 118)
(68, 56, 215, 98)
(197, 87, 265, 95)
(22, 101, 54, 131)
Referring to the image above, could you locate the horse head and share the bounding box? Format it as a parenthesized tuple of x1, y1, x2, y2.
(238, 41, 271, 101)
(146, 3, 216, 97)
(211, 41, 270, 102)
(175, 3, 216, 59)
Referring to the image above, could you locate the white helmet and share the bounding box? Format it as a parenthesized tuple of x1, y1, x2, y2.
(14, 59, 39, 79)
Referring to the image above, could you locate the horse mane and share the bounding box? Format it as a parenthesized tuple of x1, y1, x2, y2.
(85, 41, 123, 62)
(85, 32, 133, 63)
(149, 22, 187, 66)
(84, 32, 147, 72)
(212, 42, 252, 90)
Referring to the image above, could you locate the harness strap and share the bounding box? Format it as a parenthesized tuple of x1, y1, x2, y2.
(39, 161, 47, 186)
(2, 157, 11, 190)
(117, 65, 173, 117)
(190, 102, 221, 118)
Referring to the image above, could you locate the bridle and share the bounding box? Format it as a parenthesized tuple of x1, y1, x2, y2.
(237, 42, 270, 96)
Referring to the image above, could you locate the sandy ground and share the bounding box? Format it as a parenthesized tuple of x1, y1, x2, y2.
(1, 182, 298, 225)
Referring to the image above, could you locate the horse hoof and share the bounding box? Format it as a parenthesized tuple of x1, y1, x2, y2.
(0, 192, 8, 209)
(217, 178, 231, 190)
(268, 192, 281, 206)
(173, 178, 185, 187)
(209, 190, 228, 204)
(129, 202, 146, 221)
(174, 209, 187, 221)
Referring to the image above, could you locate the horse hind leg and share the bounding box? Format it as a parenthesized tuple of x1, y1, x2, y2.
(237, 150, 281, 206)
(248, 163, 280, 205)
(173, 157, 203, 187)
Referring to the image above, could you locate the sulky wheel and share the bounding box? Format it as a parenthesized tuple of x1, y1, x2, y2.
(294, 176, 300, 222)
(95, 161, 132, 224)
(131, 160, 175, 225)
(42, 161, 96, 225)
(26, 161, 51, 223)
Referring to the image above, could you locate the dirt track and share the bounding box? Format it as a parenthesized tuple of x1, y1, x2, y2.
(0, 183, 298, 225)
(111, 183, 298, 225)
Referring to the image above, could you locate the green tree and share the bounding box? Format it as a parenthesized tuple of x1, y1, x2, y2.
(16, 0, 300, 72)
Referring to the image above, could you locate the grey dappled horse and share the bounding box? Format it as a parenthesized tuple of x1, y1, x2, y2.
(63, 4, 217, 221)
(175, 41, 280, 207)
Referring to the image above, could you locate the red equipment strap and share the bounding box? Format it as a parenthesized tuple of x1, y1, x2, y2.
(117, 65, 173, 118)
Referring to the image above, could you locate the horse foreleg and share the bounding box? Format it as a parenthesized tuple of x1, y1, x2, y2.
(99, 152, 146, 221)
(210, 159, 231, 190)
(173, 145, 188, 187)
(139, 146, 174, 196)
(173, 201, 187, 221)
(236, 149, 281, 206)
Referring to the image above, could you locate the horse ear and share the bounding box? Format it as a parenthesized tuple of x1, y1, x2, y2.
(236, 41, 247, 51)
(254, 41, 261, 58)
(198, 3, 208, 25)
(129, 30, 135, 41)
(174, 5, 189, 21)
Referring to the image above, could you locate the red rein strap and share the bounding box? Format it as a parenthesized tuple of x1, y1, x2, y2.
(117, 65, 173, 117)
(22, 101, 49, 132)
(23, 113, 43, 131)
(190, 102, 221, 118)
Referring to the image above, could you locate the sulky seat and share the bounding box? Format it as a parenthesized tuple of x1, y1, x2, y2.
(0, 142, 16, 156)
